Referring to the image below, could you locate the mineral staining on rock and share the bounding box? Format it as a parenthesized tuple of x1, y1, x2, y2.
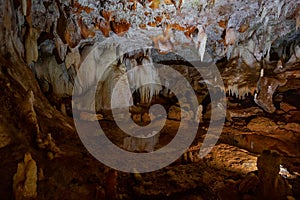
(1, 0, 300, 199)
(15, 0, 298, 114)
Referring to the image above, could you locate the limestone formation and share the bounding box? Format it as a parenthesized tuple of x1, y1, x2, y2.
(37, 133, 63, 159)
(195, 105, 203, 123)
(13, 152, 38, 200)
(21, 90, 63, 159)
(219, 149, 293, 199)
(22, 90, 38, 126)
(142, 112, 151, 123)
(227, 107, 263, 118)
(247, 117, 278, 133)
(238, 172, 259, 194)
(1, 0, 300, 199)
(254, 77, 281, 113)
(168, 105, 181, 121)
(79, 112, 104, 121)
(280, 102, 297, 112)
(257, 150, 290, 199)
(168, 105, 193, 121)
(13, 0, 297, 113)
(123, 131, 160, 152)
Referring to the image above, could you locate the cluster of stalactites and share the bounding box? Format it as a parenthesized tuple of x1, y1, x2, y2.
(226, 84, 257, 100)
(123, 49, 162, 104)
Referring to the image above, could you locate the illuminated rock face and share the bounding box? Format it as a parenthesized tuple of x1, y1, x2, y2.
(1, 0, 300, 199)
(4, 0, 296, 113)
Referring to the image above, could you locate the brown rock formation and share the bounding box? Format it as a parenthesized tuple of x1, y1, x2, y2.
(13, 152, 38, 200)
(256, 150, 290, 199)
(0, 0, 300, 199)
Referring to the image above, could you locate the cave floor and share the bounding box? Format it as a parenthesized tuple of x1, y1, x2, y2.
(1, 89, 300, 199)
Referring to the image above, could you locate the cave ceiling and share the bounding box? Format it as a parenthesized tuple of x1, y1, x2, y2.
(1, 0, 300, 199)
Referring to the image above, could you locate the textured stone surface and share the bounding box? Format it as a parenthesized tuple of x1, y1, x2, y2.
(257, 150, 290, 199)
(13, 153, 38, 200)
(2, 0, 297, 113)
(247, 117, 278, 133)
(254, 77, 280, 113)
(0, 0, 300, 199)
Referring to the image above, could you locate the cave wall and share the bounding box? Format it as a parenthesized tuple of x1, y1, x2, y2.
(1, 0, 300, 199)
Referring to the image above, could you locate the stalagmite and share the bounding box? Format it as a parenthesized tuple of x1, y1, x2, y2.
(123, 131, 160, 152)
(1, 0, 300, 198)
(13, 153, 38, 200)
(195, 105, 203, 123)
(37, 133, 63, 159)
(257, 150, 290, 199)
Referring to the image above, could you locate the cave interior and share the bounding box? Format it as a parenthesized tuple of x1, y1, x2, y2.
(1, 0, 300, 199)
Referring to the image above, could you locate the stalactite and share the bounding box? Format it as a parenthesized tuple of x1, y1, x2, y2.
(123, 51, 162, 105)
